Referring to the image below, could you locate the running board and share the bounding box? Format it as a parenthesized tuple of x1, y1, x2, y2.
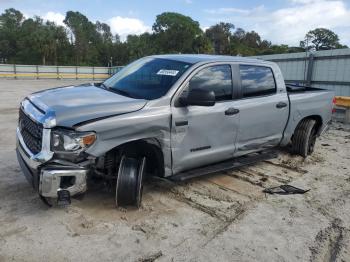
(170, 150, 278, 182)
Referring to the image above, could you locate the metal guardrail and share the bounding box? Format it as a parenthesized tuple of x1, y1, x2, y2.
(335, 96, 350, 108)
(0, 64, 124, 80)
(334, 96, 350, 124)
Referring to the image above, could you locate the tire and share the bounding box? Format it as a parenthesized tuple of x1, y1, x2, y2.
(291, 119, 317, 157)
(115, 156, 146, 208)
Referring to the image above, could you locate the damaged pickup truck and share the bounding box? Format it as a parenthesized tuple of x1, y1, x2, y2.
(16, 54, 334, 207)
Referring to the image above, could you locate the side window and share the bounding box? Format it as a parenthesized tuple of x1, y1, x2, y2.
(189, 65, 232, 101)
(240, 65, 276, 98)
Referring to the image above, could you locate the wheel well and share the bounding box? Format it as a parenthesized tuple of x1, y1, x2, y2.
(103, 139, 165, 178)
(293, 115, 323, 137)
(303, 115, 322, 134)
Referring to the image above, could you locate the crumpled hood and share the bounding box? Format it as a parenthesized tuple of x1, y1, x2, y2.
(28, 84, 147, 127)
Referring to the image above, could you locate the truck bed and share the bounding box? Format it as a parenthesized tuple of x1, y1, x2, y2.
(280, 84, 334, 146)
(286, 83, 324, 93)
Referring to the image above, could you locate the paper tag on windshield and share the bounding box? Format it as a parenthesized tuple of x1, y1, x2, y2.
(157, 69, 179, 76)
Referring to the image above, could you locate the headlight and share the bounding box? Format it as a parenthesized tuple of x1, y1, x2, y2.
(51, 129, 96, 153)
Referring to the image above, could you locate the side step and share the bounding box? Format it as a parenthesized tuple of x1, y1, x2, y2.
(170, 150, 278, 182)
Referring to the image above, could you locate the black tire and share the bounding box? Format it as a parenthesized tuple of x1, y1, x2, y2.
(292, 119, 317, 157)
(115, 156, 146, 208)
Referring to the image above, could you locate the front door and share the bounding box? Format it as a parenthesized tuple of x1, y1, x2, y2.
(171, 64, 240, 174)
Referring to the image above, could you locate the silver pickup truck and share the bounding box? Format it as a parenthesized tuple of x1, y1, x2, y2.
(16, 54, 334, 207)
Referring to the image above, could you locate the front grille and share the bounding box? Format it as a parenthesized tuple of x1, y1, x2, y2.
(19, 108, 43, 154)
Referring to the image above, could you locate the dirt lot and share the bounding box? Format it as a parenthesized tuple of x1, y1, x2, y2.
(0, 79, 349, 262)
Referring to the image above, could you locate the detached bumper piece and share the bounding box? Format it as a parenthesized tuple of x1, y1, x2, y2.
(40, 169, 87, 198)
(263, 185, 310, 195)
(39, 169, 87, 207)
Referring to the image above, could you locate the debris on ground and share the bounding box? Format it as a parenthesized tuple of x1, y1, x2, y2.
(263, 185, 310, 195)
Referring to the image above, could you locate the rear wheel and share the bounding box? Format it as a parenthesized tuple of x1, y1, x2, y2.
(115, 156, 146, 208)
(292, 119, 317, 157)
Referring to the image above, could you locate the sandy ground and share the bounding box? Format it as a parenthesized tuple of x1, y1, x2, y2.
(0, 79, 349, 262)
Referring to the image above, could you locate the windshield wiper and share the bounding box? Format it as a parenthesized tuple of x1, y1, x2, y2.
(100, 82, 109, 90)
(98, 82, 138, 99)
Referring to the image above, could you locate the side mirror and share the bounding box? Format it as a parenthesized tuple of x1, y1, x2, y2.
(180, 88, 216, 107)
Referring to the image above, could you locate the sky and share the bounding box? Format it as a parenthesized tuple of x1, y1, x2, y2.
(1, 0, 350, 46)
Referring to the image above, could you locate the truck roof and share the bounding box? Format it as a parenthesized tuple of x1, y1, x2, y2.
(149, 54, 272, 65)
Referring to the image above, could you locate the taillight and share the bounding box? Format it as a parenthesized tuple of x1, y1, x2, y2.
(332, 97, 336, 113)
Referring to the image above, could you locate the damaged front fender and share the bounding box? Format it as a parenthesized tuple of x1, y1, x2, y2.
(76, 105, 173, 177)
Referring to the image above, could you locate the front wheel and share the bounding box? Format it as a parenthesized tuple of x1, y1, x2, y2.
(115, 156, 146, 208)
(291, 119, 317, 157)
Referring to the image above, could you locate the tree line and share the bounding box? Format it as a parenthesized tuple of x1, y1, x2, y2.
(0, 8, 347, 66)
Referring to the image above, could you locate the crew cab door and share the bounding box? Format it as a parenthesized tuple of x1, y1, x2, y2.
(171, 64, 240, 174)
(233, 64, 289, 156)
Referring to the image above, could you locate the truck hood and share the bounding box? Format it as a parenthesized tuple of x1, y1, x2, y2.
(28, 84, 147, 127)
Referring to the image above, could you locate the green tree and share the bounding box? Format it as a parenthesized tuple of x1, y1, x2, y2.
(95, 21, 113, 65)
(205, 22, 234, 55)
(233, 28, 245, 41)
(64, 11, 99, 65)
(96, 21, 113, 43)
(230, 29, 270, 56)
(16, 17, 71, 65)
(111, 41, 129, 65)
(1, 8, 349, 66)
(126, 33, 158, 60)
(152, 12, 203, 53)
(0, 9, 71, 65)
(300, 28, 347, 51)
(242, 31, 266, 48)
(193, 34, 213, 54)
(0, 8, 24, 63)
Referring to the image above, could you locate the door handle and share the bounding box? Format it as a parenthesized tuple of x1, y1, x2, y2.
(276, 102, 287, 108)
(175, 120, 188, 126)
(225, 107, 240, 115)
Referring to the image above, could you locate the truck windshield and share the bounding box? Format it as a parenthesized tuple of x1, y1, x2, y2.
(103, 57, 192, 100)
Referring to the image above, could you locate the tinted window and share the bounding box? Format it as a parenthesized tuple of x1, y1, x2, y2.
(103, 58, 192, 100)
(189, 65, 233, 101)
(240, 65, 276, 98)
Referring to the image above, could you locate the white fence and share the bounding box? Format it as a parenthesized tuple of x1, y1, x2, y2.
(0, 64, 123, 80)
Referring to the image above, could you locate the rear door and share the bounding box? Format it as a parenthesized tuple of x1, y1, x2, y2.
(171, 64, 240, 174)
(234, 64, 289, 156)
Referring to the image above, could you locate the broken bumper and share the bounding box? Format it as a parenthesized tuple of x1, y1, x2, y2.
(16, 131, 88, 198)
(40, 169, 87, 198)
